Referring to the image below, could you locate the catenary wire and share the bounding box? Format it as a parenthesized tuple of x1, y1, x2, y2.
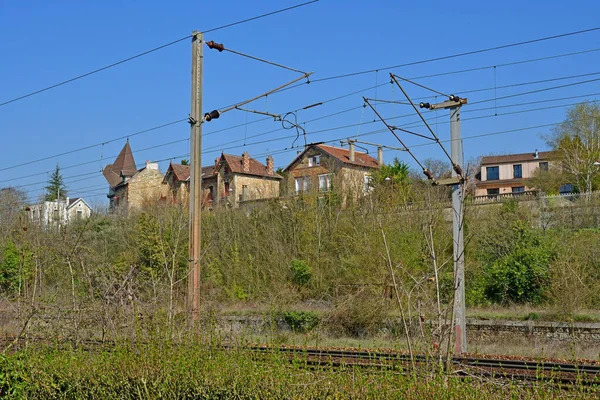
(0, 0, 319, 108)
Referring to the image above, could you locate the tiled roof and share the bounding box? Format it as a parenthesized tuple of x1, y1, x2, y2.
(68, 197, 80, 206)
(481, 151, 556, 165)
(316, 144, 379, 169)
(167, 163, 191, 182)
(102, 141, 137, 187)
(220, 153, 282, 179)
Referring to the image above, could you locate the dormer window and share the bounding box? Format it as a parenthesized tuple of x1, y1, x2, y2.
(308, 155, 320, 167)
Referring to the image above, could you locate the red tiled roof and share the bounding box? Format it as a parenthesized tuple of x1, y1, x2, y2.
(102, 141, 137, 187)
(316, 144, 379, 169)
(220, 153, 282, 179)
(164, 163, 217, 183)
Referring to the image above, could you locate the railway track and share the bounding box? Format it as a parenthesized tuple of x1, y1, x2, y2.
(4, 336, 600, 386)
(246, 345, 600, 386)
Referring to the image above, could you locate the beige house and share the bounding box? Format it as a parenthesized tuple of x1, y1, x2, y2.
(103, 141, 166, 211)
(283, 143, 380, 199)
(163, 152, 282, 208)
(67, 198, 92, 221)
(475, 150, 557, 196)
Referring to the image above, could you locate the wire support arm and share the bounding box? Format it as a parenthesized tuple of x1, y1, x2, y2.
(363, 97, 436, 184)
(390, 73, 463, 178)
(390, 73, 450, 97)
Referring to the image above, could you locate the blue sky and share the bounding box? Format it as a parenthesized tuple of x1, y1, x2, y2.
(1, 0, 600, 205)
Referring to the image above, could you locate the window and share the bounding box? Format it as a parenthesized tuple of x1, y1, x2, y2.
(513, 164, 522, 179)
(208, 186, 214, 201)
(487, 188, 500, 196)
(512, 186, 525, 193)
(486, 166, 499, 180)
(53, 209, 59, 221)
(559, 184, 574, 194)
(539, 162, 549, 172)
(364, 175, 373, 192)
(295, 177, 310, 193)
(307, 155, 320, 167)
(295, 177, 303, 193)
(76, 210, 83, 220)
(224, 181, 230, 196)
(318, 174, 333, 192)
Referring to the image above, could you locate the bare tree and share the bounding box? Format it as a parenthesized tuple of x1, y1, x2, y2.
(545, 102, 600, 197)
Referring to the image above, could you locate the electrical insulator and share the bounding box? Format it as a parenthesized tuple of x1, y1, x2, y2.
(449, 94, 460, 102)
(206, 41, 225, 52)
(423, 168, 434, 180)
(453, 163, 463, 176)
(419, 102, 431, 109)
(204, 110, 220, 121)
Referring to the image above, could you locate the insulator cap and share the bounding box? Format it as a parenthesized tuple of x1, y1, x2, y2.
(423, 168, 434, 180)
(453, 163, 463, 176)
(206, 41, 225, 52)
(204, 110, 220, 121)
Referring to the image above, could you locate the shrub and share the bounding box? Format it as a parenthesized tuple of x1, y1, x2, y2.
(281, 311, 320, 333)
(327, 289, 386, 337)
(290, 259, 311, 286)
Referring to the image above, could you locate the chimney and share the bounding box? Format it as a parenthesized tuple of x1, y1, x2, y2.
(377, 147, 383, 166)
(242, 151, 250, 172)
(349, 141, 355, 162)
(266, 155, 274, 175)
(534, 149, 539, 159)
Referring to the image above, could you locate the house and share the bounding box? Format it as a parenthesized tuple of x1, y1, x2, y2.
(67, 197, 92, 221)
(103, 141, 166, 211)
(29, 198, 69, 228)
(283, 143, 380, 198)
(163, 152, 282, 208)
(475, 150, 557, 196)
(28, 197, 91, 228)
(163, 162, 191, 204)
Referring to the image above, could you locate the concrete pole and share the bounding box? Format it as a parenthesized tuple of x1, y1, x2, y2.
(377, 147, 384, 166)
(188, 31, 203, 322)
(349, 141, 355, 162)
(450, 106, 466, 354)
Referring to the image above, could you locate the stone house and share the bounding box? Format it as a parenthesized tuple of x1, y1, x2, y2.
(163, 152, 282, 208)
(103, 141, 166, 211)
(283, 143, 380, 199)
(475, 150, 562, 197)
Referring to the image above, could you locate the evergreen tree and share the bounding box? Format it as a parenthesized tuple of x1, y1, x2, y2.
(45, 164, 67, 201)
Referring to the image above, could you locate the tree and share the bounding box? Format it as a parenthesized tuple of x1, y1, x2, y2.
(45, 164, 67, 201)
(180, 159, 189, 166)
(0, 187, 27, 232)
(370, 158, 410, 186)
(423, 158, 452, 180)
(545, 102, 600, 196)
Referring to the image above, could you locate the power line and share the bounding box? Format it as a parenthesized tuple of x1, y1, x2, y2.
(0, 119, 188, 173)
(0, 0, 319, 108)
(311, 26, 600, 83)
(6, 74, 599, 189)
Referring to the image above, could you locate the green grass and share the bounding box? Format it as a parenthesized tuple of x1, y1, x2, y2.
(1, 342, 598, 399)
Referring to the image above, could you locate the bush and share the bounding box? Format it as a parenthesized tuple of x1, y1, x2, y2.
(327, 289, 386, 337)
(281, 311, 320, 333)
(290, 259, 311, 286)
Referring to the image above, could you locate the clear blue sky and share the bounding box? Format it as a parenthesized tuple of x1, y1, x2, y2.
(1, 0, 600, 205)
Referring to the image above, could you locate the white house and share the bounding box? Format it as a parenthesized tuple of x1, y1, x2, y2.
(29, 197, 92, 228)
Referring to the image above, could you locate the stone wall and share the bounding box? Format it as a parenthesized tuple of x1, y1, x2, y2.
(126, 168, 167, 211)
